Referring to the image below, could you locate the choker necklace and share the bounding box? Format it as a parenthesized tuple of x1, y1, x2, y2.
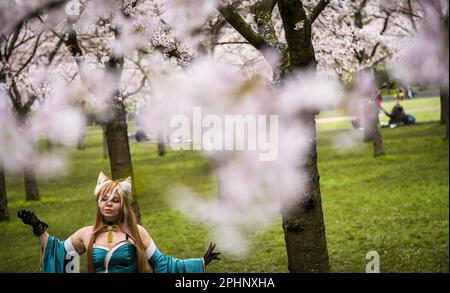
(101, 222, 119, 243)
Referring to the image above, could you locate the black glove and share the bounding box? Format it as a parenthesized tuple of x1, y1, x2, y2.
(203, 243, 220, 266)
(17, 210, 48, 237)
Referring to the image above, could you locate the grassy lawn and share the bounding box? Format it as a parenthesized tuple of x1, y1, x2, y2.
(318, 122, 448, 272)
(317, 96, 441, 131)
(0, 115, 448, 272)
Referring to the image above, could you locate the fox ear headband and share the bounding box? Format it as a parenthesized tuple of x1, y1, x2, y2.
(94, 172, 132, 205)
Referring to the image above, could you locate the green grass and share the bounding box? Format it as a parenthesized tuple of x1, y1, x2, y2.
(318, 122, 448, 272)
(317, 96, 441, 131)
(0, 119, 448, 272)
(380, 85, 440, 97)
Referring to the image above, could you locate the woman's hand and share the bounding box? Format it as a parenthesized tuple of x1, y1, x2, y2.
(17, 210, 49, 237)
(203, 243, 221, 266)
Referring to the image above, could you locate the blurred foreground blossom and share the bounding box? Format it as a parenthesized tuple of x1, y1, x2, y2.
(392, 0, 449, 90)
(139, 57, 342, 255)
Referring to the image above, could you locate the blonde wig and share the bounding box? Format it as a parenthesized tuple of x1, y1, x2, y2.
(86, 172, 151, 273)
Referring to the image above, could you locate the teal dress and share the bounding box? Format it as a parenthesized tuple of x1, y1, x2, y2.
(92, 241, 137, 273)
(41, 235, 204, 273)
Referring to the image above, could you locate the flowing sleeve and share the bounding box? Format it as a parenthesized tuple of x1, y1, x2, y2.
(41, 236, 80, 273)
(146, 240, 204, 273)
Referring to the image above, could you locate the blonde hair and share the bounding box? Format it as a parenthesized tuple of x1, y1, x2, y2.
(86, 180, 151, 273)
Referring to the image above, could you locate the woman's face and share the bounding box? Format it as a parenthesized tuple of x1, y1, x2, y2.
(99, 192, 121, 222)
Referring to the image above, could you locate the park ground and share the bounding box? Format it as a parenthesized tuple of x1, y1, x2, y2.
(0, 96, 448, 272)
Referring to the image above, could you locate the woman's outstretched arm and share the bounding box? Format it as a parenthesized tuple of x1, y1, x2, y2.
(137, 225, 220, 273)
(18, 210, 49, 249)
(38, 231, 49, 250)
(18, 210, 87, 272)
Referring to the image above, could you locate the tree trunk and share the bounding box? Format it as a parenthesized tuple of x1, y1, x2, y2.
(441, 13, 449, 137)
(362, 99, 385, 156)
(281, 114, 330, 272)
(364, 115, 385, 157)
(277, 0, 329, 272)
(46, 139, 53, 152)
(363, 126, 373, 142)
(368, 108, 386, 156)
(157, 142, 166, 157)
(102, 126, 109, 159)
(77, 101, 86, 149)
(440, 86, 449, 138)
(104, 99, 141, 224)
(22, 115, 40, 201)
(77, 136, 86, 150)
(219, 0, 330, 272)
(362, 102, 374, 143)
(0, 166, 9, 221)
(373, 125, 385, 157)
(24, 168, 40, 201)
(64, 14, 141, 221)
(157, 133, 166, 156)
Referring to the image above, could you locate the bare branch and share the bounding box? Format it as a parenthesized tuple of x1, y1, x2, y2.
(12, 36, 36, 51)
(6, 23, 23, 61)
(23, 94, 38, 112)
(7, 88, 20, 111)
(218, 4, 269, 51)
(9, 80, 22, 110)
(37, 15, 66, 42)
(372, 54, 390, 68)
(66, 17, 84, 59)
(407, 0, 418, 32)
(47, 38, 64, 66)
(15, 33, 42, 77)
(310, 0, 330, 24)
(123, 56, 147, 98)
(369, 12, 391, 59)
(2, 0, 68, 42)
(214, 41, 251, 46)
(124, 76, 146, 98)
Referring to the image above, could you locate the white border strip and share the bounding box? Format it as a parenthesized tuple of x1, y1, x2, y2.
(64, 237, 76, 253)
(146, 240, 157, 260)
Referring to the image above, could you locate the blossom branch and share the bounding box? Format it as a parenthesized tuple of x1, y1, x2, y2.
(15, 33, 42, 77)
(369, 12, 391, 60)
(218, 4, 269, 51)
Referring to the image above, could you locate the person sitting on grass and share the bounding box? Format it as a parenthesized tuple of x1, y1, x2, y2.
(18, 172, 220, 273)
(381, 102, 416, 128)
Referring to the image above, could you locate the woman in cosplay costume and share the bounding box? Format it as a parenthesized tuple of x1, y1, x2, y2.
(18, 172, 220, 273)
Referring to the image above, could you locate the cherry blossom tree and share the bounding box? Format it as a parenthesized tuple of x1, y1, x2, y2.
(0, 17, 69, 201)
(1, 0, 447, 272)
(136, 0, 334, 272)
(205, 0, 331, 272)
(1, 0, 198, 222)
(0, 0, 81, 219)
(391, 0, 449, 137)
